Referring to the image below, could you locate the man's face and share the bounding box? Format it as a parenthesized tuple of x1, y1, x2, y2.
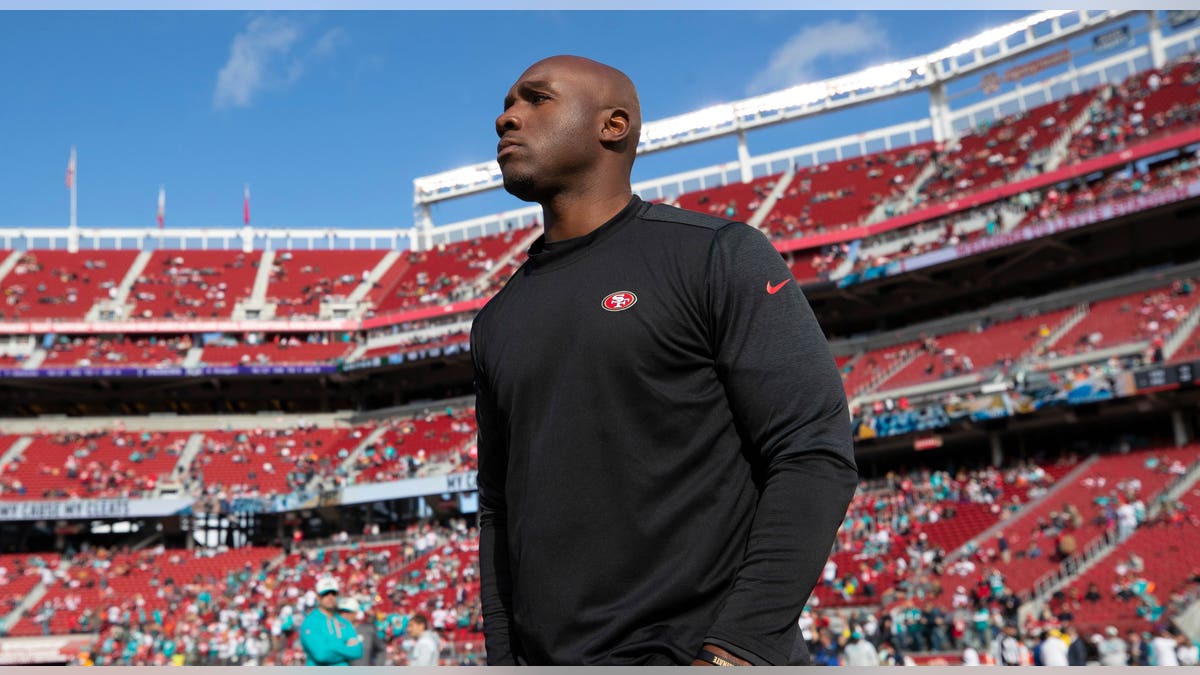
(319, 591, 338, 611)
(495, 60, 602, 201)
(407, 621, 424, 638)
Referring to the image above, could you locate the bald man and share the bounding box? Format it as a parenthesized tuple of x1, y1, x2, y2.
(472, 55, 857, 666)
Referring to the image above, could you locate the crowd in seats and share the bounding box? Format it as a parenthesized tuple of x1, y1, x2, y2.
(839, 342, 920, 398)
(797, 448, 1197, 664)
(1, 250, 137, 321)
(350, 408, 477, 484)
(946, 445, 1197, 602)
(0, 445, 1191, 665)
(829, 150, 1200, 289)
(2, 521, 484, 666)
(1017, 149, 1200, 231)
(186, 423, 362, 500)
(267, 250, 385, 318)
(1065, 56, 1200, 165)
(1040, 280, 1199, 361)
(675, 174, 781, 222)
(0, 553, 59, 622)
(764, 145, 935, 241)
(918, 92, 1094, 205)
(1051, 486, 1200, 636)
(370, 228, 533, 315)
(0, 353, 27, 367)
(811, 460, 1072, 611)
(0, 430, 188, 500)
(8, 545, 279, 639)
(882, 310, 1072, 391)
(354, 330, 469, 363)
(41, 335, 192, 369)
(198, 334, 354, 366)
(130, 251, 259, 320)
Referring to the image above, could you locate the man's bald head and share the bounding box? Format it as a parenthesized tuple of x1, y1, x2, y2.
(519, 55, 642, 152)
(496, 56, 641, 203)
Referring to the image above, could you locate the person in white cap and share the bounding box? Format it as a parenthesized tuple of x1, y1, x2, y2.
(1098, 626, 1127, 666)
(300, 577, 363, 666)
(337, 597, 381, 666)
(842, 629, 879, 666)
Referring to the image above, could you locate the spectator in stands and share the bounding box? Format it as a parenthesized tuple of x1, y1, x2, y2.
(812, 630, 841, 666)
(1150, 626, 1181, 666)
(1178, 633, 1199, 667)
(407, 613, 440, 666)
(1128, 630, 1151, 666)
(299, 578, 363, 666)
(337, 597, 380, 666)
(1099, 626, 1128, 666)
(993, 624, 1023, 666)
(842, 629, 879, 666)
(1066, 625, 1088, 666)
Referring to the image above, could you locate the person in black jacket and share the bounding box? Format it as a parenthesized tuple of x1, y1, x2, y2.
(473, 55, 858, 666)
(1066, 624, 1088, 666)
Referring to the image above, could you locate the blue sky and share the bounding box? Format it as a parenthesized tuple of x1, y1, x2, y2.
(0, 10, 1107, 232)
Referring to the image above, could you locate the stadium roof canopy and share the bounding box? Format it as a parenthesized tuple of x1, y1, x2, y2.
(412, 9, 1136, 207)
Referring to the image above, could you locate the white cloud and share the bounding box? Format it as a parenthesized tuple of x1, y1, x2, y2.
(747, 16, 890, 95)
(312, 28, 347, 59)
(213, 16, 347, 110)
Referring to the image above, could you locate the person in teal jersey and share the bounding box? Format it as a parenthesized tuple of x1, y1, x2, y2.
(300, 578, 363, 666)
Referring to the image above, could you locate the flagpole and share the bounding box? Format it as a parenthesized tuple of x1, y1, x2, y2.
(69, 146, 77, 231)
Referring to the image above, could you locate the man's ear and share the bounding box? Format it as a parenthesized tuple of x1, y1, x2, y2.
(601, 108, 632, 143)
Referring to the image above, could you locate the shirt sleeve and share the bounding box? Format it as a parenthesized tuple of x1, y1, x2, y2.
(701, 222, 859, 665)
(473, 326, 522, 665)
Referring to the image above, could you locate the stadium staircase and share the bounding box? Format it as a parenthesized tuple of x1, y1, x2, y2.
(181, 346, 203, 368)
(1041, 87, 1109, 173)
(87, 250, 153, 321)
(466, 226, 542, 297)
(940, 455, 1100, 570)
(747, 166, 797, 231)
(336, 425, 390, 484)
(1019, 452, 1200, 630)
(17, 349, 46, 369)
(0, 436, 32, 470)
(0, 579, 47, 636)
(155, 432, 206, 497)
(1015, 303, 1089, 368)
(1165, 302, 1200, 361)
(846, 346, 920, 401)
(1177, 594, 1200, 645)
(0, 251, 23, 286)
(967, 446, 1200, 607)
(346, 250, 402, 308)
(233, 250, 276, 320)
(866, 156, 939, 224)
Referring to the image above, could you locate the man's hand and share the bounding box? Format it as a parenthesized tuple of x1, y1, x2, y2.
(691, 644, 752, 666)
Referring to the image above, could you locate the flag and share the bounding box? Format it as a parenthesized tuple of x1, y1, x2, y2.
(243, 184, 251, 225)
(157, 186, 166, 228)
(65, 147, 76, 190)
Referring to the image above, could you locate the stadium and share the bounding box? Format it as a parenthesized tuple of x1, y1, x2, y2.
(1, 7, 1200, 667)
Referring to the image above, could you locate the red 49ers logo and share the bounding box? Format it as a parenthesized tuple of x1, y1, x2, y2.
(601, 291, 638, 312)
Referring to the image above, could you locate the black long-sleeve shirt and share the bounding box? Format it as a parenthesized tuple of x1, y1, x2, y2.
(472, 196, 857, 665)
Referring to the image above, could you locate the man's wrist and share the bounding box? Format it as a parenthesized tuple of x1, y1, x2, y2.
(695, 644, 751, 666)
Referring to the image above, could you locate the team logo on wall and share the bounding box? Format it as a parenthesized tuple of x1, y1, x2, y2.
(601, 291, 638, 312)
